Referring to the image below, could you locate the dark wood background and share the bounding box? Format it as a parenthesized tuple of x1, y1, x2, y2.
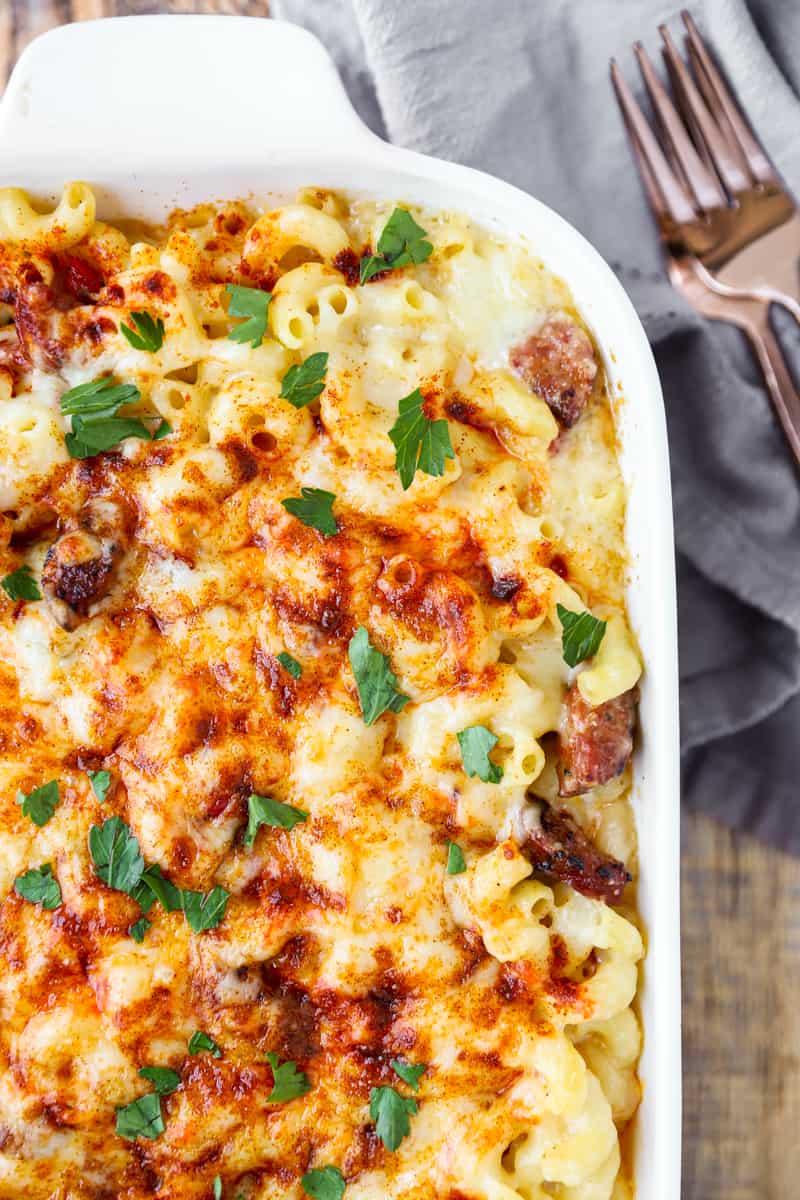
(3, 5, 799, 1198)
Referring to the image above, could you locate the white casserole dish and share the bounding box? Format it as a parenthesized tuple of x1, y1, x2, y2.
(0, 15, 681, 1196)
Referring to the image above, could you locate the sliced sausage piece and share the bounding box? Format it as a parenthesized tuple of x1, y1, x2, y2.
(510, 314, 598, 428)
(517, 799, 630, 903)
(41, 499, 130, 630)
(558, 684, 638, 797)
(57, 253, 105, 302)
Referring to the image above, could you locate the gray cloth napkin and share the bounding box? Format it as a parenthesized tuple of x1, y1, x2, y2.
(275, 0, 800, 853)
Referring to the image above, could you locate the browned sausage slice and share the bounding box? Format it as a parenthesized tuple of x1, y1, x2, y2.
(510, 314, 598, 428)
(41, 499, 130, 630)
(517, 799, 630, 903)
(558, 684, 638, 797)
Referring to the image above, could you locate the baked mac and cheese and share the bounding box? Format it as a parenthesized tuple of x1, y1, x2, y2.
(0, 184, 643, 1200)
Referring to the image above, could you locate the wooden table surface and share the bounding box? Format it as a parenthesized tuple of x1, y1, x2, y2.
(3, 5, 800, 1198)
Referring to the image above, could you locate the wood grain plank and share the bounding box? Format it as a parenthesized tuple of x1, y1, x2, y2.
(682, 810, 800, 1199)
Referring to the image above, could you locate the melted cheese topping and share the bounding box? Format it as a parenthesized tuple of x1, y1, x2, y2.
(0, 184, 642, 1200)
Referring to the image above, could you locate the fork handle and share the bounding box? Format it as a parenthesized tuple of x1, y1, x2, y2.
(743, 318, 800, 466)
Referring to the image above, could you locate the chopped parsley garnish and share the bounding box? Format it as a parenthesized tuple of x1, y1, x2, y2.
(457, 725, 504, 784)
(277, 651, 302, 679)
(16, 779, 60, 827)
(266, 1052, 312, 1103)
(60, 378, 140, 417)
(556, 604, 607, 668)
(14, 863, 61, 910)
(388, 388, 454, 490)
(244, 793, 308, 848)
(66, 416, 155, 458)
(138, 1066, 181, 1095)
(213, 1177, 222, 1200)
(226, 284, 272, 348)
(359, 208, 433, 284)
(181, 886, 229, 933)
(281, 488, 337, 537)
(280, 352, 329, 409)
(390, 1059, 426, 1092)
(121, 310, 165, 353)
(115, 1092, 164, 1141)
(301, 1166, 346, 1200)
(140, 863, 183, 912)
(88, 769, 111, 802)
(369, 1085, 417, 1151)
(348, 626, 410, 726)
(1, 564, 41, 602)
(188, 1030, 221, 1058)
(446, 842, 467, 875)
(90, 817, 227, 933)
(129, 917, 151, 943)
(89, 816, 145, 895)
(60, 377, 161, 459)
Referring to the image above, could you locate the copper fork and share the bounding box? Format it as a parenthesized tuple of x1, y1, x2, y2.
(611, 9, 800, 318)
(611, 11, 800, 466)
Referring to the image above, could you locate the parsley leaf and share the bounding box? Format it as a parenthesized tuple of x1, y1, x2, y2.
(16, 779, 60, 827)
(281, 488, 337, 537)
(141, 863, 182, 911)
(213, 1177, 222, 1200)
(301, 1166, 346, 1200)
(348, 626, 409, 726)
(66, 415, 153, 459)
(152, 418, 172, 440)
(556, 604, 607, 668)
(244, 793, 308, 848)
(129, 917, 151, 943)
(115, 1092, 164, 1141)
(60, 378, 140, 416)
(446, 842, 467, 875)
(1, 564, 41, 602)
(121, 311, 165, 353)
(89, 816, 145, 895)
(181, 886, 229, 933)
(139, 863, 184, 912)
(14, 863, 61, 909)
(60, 377, 160, 460)
(280, 352, 329, 409)
(388, 388, 454, 490)
(89, 819, 221, 935)
(457, 726, 504, 784)
(266, 1052, 312, 1103)
(188, 1030, 221, 1058)
(277, 651, 302, 679)
(360, 209, 433, 284)
(88, 769, 111, 802)
(390, 1059, 426, 1092)
(369, 1085, 417, 1151)
(138, 1066, 181, 1096)
(226, 284, 272, 348)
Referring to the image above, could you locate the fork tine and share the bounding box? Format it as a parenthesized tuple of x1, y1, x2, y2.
(612, 66, 669, 225)
(658, 25, 730, 183)
(610, 59, 696, 227)
(658, 23, 750, 198)
(633, 40, 725, 212)
(682, 9, 778, 185)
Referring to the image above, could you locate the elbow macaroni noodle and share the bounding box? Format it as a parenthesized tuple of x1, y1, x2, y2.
(0, 183, 643, 1198)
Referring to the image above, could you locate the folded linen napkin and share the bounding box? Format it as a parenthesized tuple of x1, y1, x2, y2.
(274, 0, 800, 853)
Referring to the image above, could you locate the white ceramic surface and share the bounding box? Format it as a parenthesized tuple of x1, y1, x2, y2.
(0, 16, 682, 1197)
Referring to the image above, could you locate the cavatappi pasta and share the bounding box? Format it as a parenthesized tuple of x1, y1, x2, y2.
(0, 183, 643, 1200)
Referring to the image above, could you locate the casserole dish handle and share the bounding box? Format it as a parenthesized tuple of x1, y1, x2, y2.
(0, 16, 375, 160)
